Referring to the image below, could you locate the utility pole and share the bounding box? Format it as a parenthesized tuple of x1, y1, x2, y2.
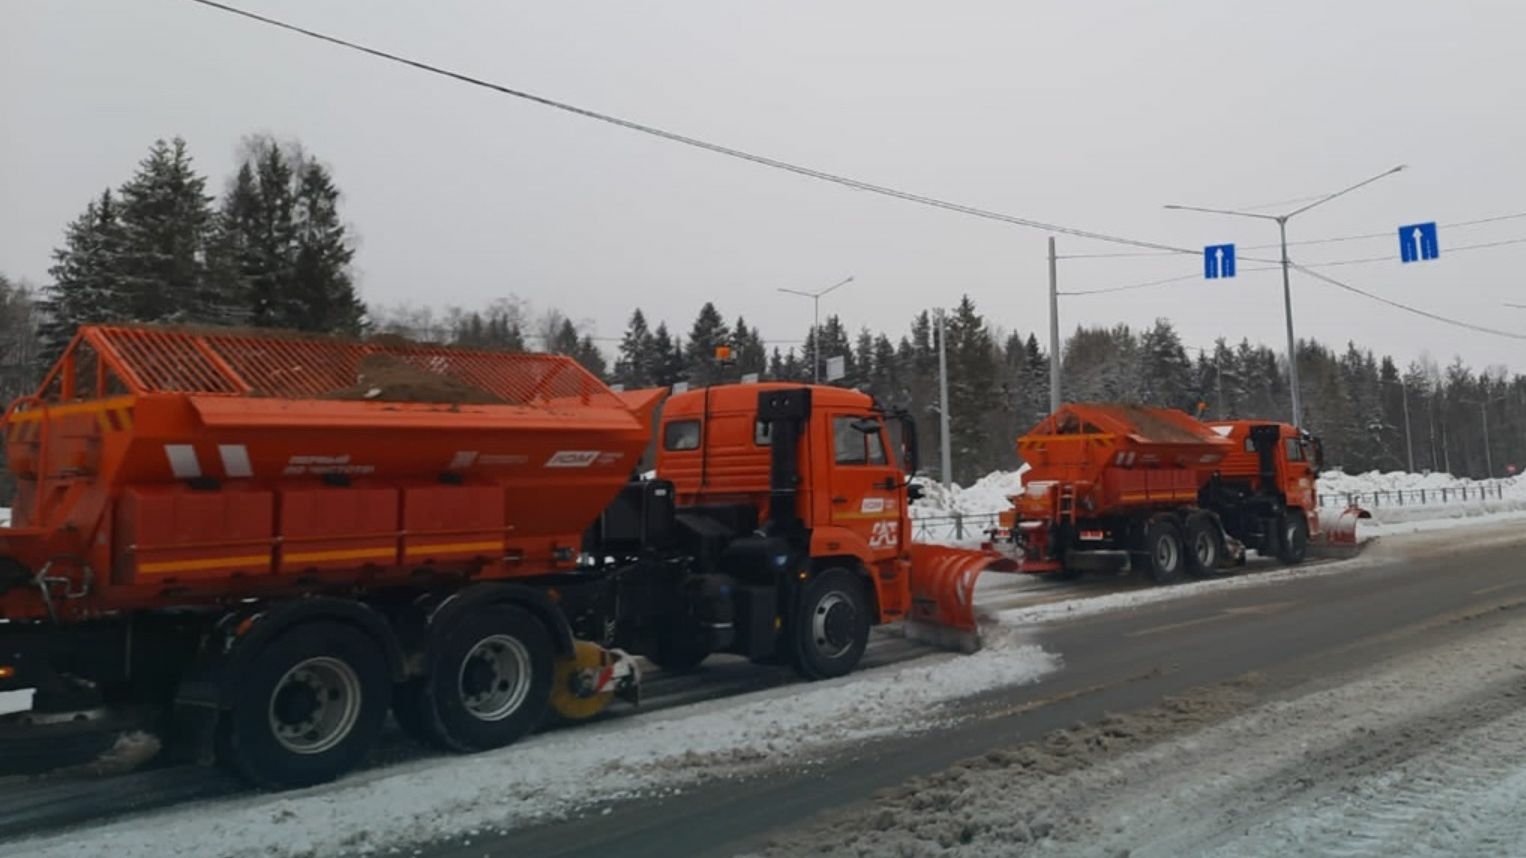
(936, 308, 952, 487)
(777, 275, 854, 384)
(1401, 381, 1415, 472)
(1216, 358, 1226, 419)
(1481, 399, 1493, 477)
(1048, 236, 1061, 412)
(1165, 164, 1406, 428)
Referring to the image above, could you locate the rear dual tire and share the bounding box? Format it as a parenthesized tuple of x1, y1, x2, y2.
(218, 623, 390, 789)
(1183, 513, 1224, 578)
(1143, 519, 1185, 584)
(393, 605, 554, 753)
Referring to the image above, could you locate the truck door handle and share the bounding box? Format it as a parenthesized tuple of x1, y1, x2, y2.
(832, 496, 848, 504)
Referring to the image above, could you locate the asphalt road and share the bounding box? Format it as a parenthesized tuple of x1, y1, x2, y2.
(451, 525, 1526, 858)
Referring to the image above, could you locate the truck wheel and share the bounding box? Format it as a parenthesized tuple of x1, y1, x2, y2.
(417, 605, 553, 753)
(792, 568, 870, 680)
(1277, 514, 1309, 564)
(1183, 514, 1223, 578)
(219, 622, 390, 789)
(1144, 518, 1185, 584)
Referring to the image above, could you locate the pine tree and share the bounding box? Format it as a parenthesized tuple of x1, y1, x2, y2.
(650, 323, 685, 386)
(115, 138, 218, 323)
(1137, 318, 1194, 410)
(614, 309, 656, 388)
(732, 316, 767, 380)
(943, 296, 1001, 482)
(683, 302, 730, 386)
(290, 161, 364, 332)
(41, 190, 126, 359)
(853, 328, 875, 389)
(213, 138, 360, 332)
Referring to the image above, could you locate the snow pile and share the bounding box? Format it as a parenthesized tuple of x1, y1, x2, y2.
(911, 466, 1028, 519)
(0, 689, 30, 716)
(912, 466, 1526, 532)
(1317, 469, 1520, 497)
(18, 633, 1057, 858)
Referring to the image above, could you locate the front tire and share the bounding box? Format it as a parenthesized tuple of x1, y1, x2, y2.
(1277, 513, 1310, 564)
(792, 568, 871, 680)
(219, 622, 390, 789)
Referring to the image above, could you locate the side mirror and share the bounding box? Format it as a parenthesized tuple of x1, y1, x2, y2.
(907, 482, 926, 502)
(851, 418, 881, 434)
(898, 413, 920, 476)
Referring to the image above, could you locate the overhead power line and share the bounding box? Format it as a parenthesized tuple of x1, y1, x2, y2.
(1057, 212, 1526, 260)
(1290, 264, 1526, 341)
(183, 0, 1199, 256)
(1064, 236, 1526, 296)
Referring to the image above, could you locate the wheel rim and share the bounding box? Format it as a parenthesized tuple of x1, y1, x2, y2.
(1155, 534, 1179, 571)
(812, 591, 857, 659)
(1194, 531, 1215, 565)
(1286, 522, 1298, 548)
(268, 656, 363, 755)
(458, 634, 533, 722)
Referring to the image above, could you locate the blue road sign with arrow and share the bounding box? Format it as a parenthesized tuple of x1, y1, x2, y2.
(1399, 222, 1439, 263)
(1204, 244, 1236, 279)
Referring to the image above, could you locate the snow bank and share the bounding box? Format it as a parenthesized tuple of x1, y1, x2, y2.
(17, 635, 1057, 858)
(912, 467, 1524, 532)
(0, 689, 31, 716)
(911, 466, 1028, 519)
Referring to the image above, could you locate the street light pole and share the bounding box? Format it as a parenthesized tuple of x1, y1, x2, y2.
(1277, 218, 1302, 428)
(1048, 236, 1061, 412)
(777, 275, 854, 384)
(1481, 399, 1493, 477)
(1165, 164, 1406, 428)
(936, 308, 952, 487)
(1401, 381, 1415, 472)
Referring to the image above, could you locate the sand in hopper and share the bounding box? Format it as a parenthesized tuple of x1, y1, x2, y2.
(322, 353, 504, 405)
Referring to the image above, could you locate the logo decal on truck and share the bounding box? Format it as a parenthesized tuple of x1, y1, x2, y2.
(545, 451, 602, 468)
(283, 454, 375, 476)
(869, 520, 899, 548)
(860, 497, 886, 514)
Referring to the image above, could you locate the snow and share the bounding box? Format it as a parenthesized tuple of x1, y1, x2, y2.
(754, 596, 1526, 858)
(911, 467, 1525, 537)
(13, 629, 1057, 858)
(0, 689, 31, 716)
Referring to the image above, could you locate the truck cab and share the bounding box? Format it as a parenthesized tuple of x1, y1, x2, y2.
(655, 383, 919, 630)
(1202, 420, 1324, 561)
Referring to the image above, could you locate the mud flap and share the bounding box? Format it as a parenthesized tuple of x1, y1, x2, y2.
(905, 544, 1019, 653)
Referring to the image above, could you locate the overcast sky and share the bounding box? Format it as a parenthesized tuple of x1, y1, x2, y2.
(4, 0, 1524, 373)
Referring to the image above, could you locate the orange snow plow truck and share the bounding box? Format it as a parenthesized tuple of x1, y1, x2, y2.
(0, 324, 1006, 788)
(995, 403, 1325, 581)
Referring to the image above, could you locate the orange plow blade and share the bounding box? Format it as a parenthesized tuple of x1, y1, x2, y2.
(905, 543, 1020, 653)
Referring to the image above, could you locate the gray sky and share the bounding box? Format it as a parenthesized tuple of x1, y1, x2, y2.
(4, 0, 1524, 372)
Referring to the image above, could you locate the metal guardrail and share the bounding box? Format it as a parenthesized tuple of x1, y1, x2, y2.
(1314, 481, 1509, 508)
(910, 512, 1001, 542)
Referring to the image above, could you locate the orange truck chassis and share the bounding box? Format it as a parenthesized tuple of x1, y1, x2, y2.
(0, 325, 1001, 787)
(994, 403, 1324, 583)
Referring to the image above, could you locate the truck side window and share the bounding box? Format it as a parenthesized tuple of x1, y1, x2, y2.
(1285, 438, 1305, 462)
(833, 416, 887, 466)
(663, 419, 701, 451)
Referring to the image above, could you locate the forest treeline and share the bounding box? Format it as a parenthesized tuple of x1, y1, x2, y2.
(7, 136, 1517, 485)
